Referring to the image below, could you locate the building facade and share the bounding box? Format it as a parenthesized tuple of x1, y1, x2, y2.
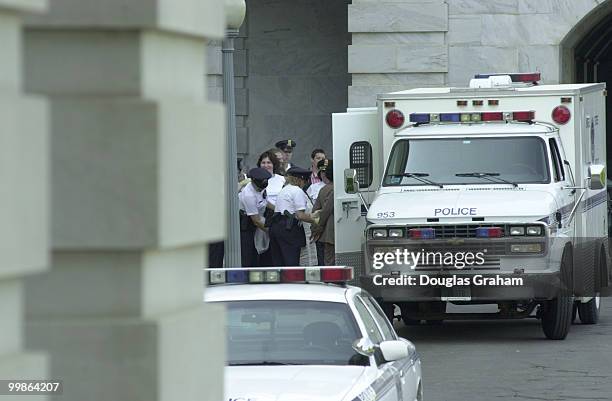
(208, 0, 612, 167)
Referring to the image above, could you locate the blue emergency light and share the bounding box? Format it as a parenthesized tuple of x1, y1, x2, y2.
(227, 270, 249, 283)
(440, 113, 461, 122)
(409, 113, 430, 123)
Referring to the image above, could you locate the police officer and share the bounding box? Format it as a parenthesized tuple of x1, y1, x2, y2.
(269, 166, 319, 266)
(275, 139, 296, 170)
(239, 167, 272, 267)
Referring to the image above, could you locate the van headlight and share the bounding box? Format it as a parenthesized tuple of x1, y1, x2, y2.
(388, 228, 404, 238)
(372, 229, 388, 238)
(509, 226, 525, 236)
(526, 226, 543, 236)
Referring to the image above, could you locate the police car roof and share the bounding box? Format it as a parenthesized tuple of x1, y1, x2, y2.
(205, 283, 361, 303)
(396, 122, 554, 136)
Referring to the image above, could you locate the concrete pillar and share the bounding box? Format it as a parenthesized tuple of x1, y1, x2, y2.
(0, 1, 49, 399)
(22, 1, 227, 400)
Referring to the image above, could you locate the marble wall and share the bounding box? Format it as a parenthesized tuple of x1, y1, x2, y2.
(349, 0, 611, 108)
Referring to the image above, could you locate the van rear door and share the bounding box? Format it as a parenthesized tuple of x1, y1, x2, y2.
(332, 108, 380, 275)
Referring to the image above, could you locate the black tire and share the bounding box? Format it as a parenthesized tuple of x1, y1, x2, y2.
(541, 247, 573, 340)
(578, 246, 605, 324)
(578, 296, 601, 324)
(399, 302, 421, 325)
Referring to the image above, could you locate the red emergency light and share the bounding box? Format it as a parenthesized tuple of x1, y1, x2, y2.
(512, 111, 535, 122)
(386, 109, 405, 129)
(481, 112, 504, 121)
(552, 106, 571, 125)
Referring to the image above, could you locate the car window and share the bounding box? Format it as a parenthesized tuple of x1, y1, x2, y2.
(353, 297, 384, 344)
(221, 300, 365, 366)
(361, 296, 397, 341)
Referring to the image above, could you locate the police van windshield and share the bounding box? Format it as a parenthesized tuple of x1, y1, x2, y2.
(383, 136, 550, 186)
(222, 300, 367, 366)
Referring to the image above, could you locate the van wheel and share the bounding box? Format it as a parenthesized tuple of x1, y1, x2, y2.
(399, 302, 421, 325)
(541, 247, 573, 340)
(578, 295, 601, 324)
(578, 246, 605, 324)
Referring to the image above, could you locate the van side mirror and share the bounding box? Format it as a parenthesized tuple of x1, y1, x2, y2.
(344, 168, 359, 194)
(588, 164, 606, 190)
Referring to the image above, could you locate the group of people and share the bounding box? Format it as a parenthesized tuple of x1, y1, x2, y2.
(238, 140, 335, 268)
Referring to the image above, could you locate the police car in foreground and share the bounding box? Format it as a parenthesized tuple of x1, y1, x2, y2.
(205, 266, 423, 401)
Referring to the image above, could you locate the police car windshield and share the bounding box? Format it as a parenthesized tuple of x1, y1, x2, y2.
(221, 300, 366, 366)
(383, 136, 550, 186)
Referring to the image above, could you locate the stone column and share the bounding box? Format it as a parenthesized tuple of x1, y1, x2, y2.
(0, 1, 49, 399)
(348, 0, 449, 107)
(22, 1, 226, 401)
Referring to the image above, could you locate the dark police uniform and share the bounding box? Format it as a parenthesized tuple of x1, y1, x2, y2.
(239, 168, 271, 267)
(269, 166, 310, 266)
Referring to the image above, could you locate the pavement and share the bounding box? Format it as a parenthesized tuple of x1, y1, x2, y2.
(395, 302, 612, 401)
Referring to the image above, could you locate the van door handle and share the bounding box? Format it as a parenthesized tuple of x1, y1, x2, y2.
(342, 201, 359, 219)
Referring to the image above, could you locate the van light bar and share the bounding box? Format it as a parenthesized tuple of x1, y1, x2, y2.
(474, 72, 541, 83)
(206, 267, 354, 285)
(410, 111, 535, 124)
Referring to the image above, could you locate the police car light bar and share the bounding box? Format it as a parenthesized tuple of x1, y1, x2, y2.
(206, 266, 354, 285)
(409, 111, 535, 124)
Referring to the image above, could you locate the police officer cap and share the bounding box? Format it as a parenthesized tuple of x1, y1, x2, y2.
(275, 139, 296, 151)
(286, 166, 311, 178)
(247, 167, 272, 180)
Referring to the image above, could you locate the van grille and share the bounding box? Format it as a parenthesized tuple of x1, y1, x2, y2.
(409, 224, 507, 239)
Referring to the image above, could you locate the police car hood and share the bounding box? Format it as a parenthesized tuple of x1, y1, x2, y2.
(368, 188, 556, 223)
(225, 365, 366, 401)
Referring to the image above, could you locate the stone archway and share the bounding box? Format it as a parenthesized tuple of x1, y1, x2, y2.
(560, 0, 612, 161)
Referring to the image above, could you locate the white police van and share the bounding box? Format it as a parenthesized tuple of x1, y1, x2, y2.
(332, 73, 608, 339)
(205, 266, 423, 401)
